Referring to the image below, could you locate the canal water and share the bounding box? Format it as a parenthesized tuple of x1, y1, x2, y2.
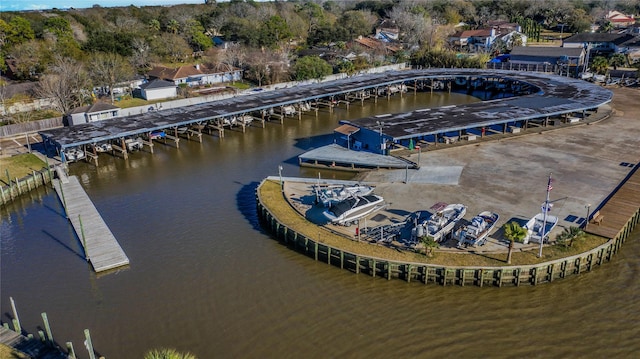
(1, 91, 639, 358)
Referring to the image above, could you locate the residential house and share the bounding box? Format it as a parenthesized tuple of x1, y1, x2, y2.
(139, 79, 177, 101)
(563, 33, 637, 55)
(500, 31, 528, 48)
(606, 10, 636, 28)
(509, 46, 585, 68)
(374, 19, 400, 42)
(353, 36, 400, 54)
(64, 102, 120, 126)
(487, 20, 522, 33)
(448, 28, 498, 51)
(147, 64, 243, 87)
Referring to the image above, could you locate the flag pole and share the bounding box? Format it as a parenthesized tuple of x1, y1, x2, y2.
(539, 172, 552, 258)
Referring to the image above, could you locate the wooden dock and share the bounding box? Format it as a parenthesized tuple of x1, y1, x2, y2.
(0, 326, 68, 359)
(586, 165, 640, 239)
(53, 173, 129, 272)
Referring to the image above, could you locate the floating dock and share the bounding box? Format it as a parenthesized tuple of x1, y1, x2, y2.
(53, 173, 129, 272)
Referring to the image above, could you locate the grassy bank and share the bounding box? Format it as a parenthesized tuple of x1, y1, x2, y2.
(259, 179, 609, 267)
(0, 153, 47, 186)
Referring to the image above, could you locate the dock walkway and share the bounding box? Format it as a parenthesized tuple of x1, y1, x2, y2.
(586, 164, 640, 239)
(53, 173, 129, 272)
(0, 326, 68, 359)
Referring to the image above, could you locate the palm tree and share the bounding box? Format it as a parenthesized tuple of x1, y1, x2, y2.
(144, 348, 197, 359)
(167, 19, 180, 34)
(609, 54, 626, 70)
(420, 235, 438, 257)
(148, 19, 160, 33)
(503, 221, 527, 264)
(590, 56, 609, 75)
(599, 21, 614, 34)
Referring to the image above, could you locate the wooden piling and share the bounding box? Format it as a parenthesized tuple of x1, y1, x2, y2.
(10, 297, 21, 333)
(84, 329, 96, 359)
(41, 312, 54, 344)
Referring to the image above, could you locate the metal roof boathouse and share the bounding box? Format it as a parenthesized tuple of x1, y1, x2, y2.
(39, 68, 613, 163)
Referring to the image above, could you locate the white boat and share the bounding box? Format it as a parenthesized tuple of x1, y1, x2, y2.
(63, 147, 86, 162)
(316, 184, 374, 207)
(412, 203, 467, 242)
(88, 142, 112, 153)
(237, 115, 253, 126)
(523, 213, 558, 244)
(323, 194, 384, 226)
(456, 211, 499, 247)
(125, 137, 144, 151)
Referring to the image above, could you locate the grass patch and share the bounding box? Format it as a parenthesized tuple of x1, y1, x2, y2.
(259, 179, 610, 267)
(0, 343, 28, 359)
(0, 153, 47, 186)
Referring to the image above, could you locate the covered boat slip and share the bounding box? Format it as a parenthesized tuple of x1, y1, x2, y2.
(298, 144, 416, 170)
(39, 68, 612, 157)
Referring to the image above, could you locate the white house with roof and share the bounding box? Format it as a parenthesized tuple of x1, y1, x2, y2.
(139, 79, 177, 101)
(147, 64, 243, 87)
(64, 102, 120, 126)
(448, 28, 498, 51)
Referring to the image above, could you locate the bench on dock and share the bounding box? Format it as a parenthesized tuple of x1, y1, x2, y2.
(590, 210, 604, 225)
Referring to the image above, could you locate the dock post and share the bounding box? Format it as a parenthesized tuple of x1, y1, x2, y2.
(67, 342, 77, 359)
(79, 214, 89, 261)
(58, 179, 68, 218)
(10, 297, 21, 333)
(84, 329, 96, 359)
(41, 312, 54, 344)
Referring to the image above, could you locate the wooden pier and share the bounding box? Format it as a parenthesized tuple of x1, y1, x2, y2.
(53, 173, 129, 273)
(586, 165, 640, 239)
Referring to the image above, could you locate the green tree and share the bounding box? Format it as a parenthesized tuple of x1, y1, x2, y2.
(598, 21, 614, 34)
(6, 16, 35, 47)
(167, 19, 180, 34)
(84, 31, 134, 57)
(144, 348, 196, 359)
(590, 56, 609, 75)
(259, 15, 292, 48)
(336, 59, 355, 75)
(151, 33, 192, 62)
(555, 226, 584, 248)
(185, 19, 212, 52)
(420, 235, 439, 257)
(7, 40, 47, 80)
(148, 19, 161, 33)
(609, 53, 626, 70)
(337, 10, 375, 39)
(503, 221, 527, 264)
(292, 56, 332, 81)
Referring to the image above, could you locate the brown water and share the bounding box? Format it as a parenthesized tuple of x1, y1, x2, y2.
(1, 92, 639, 359)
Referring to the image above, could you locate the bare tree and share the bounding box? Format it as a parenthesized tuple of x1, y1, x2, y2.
(131, 37, 151, 71)
(222, 43, 247, 69)
(90, 52, 135, 103)
(35, 57, 90, 114)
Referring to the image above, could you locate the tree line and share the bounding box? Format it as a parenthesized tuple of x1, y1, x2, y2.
(0, 0, 639, 116)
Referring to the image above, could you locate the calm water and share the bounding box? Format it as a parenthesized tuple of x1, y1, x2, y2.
(1, 92, 639, 358)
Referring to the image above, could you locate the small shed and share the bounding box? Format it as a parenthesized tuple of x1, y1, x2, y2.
(139, 79, 177, 101)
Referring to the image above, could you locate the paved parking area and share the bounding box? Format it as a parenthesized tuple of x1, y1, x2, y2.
(285, 88, 640, 254)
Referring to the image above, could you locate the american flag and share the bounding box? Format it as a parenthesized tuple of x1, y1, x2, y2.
(547, 177, 554, 191)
